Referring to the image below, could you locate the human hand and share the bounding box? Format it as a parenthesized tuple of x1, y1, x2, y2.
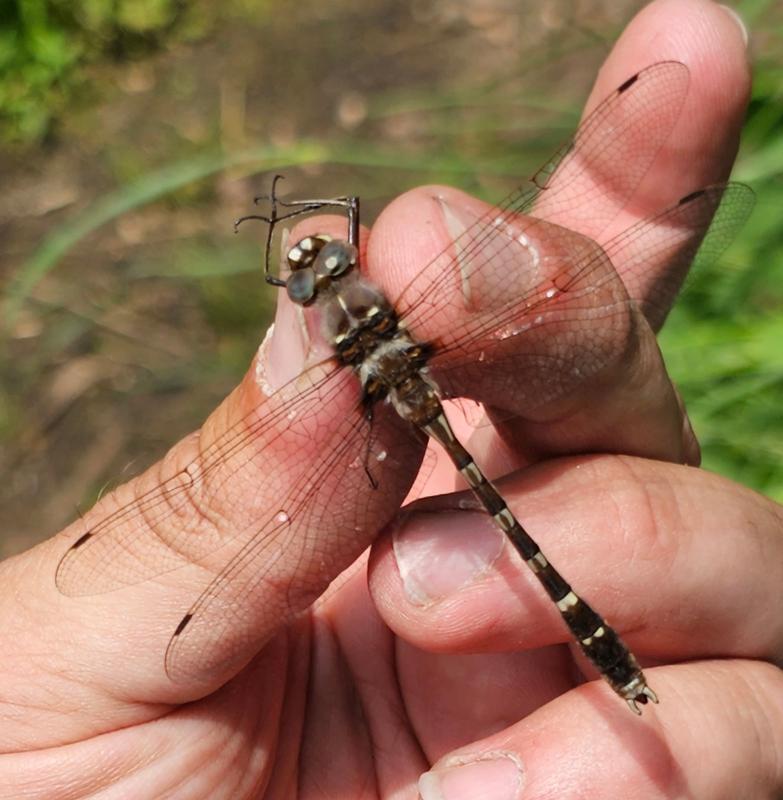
(3, 1, 781, 798)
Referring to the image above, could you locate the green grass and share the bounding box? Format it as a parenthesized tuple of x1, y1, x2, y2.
(0, 0, 274, 145)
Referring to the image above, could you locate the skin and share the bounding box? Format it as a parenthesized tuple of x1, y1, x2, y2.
(2, 1, 782, 798)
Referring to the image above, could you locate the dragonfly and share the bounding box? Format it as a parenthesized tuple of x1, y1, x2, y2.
(55, 61, 754, 713)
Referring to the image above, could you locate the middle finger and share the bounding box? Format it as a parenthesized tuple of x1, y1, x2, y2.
(370, 455, 783, 668)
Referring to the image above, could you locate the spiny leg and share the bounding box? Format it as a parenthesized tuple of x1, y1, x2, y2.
(235, 175, 360, 285)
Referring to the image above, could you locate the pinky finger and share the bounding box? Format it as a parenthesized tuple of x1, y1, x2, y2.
(418, 660, 783, 800)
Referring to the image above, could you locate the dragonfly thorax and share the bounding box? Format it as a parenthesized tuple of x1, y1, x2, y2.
(286, 234, 438, 416)
(285, 234, 358, 305)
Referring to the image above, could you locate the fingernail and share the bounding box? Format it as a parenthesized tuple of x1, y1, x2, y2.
(437, 196, 473, 307)
(437, 195, 541, 309)
(254, 229, 321, 395)
(393, 509, 504, 605)
(419, 753, 524, 800)
(718, 5, 749, 47)
(438, 194, 469, 242)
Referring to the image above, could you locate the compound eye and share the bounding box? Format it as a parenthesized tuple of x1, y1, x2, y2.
(286, 267, 315, 304)
(287, 234, 332, 270)
(313, 241, 357, 278)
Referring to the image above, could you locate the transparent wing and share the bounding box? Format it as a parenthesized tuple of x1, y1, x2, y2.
(393, 60, 691, 318)
(163, 398, 425, 682)
(55, 360, 356, 595)
(530, 61, 691, 237)
(612, 183, 756, 331)
(408, 184, 755, 414)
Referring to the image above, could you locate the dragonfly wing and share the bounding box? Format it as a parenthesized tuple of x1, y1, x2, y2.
(391, 62, 691, 337)
(610, 182, 755, 331)
(56, 359, 355, 595)
(163, 397, 425, 683)
(416, 183, 754, 417)
(530, 60, 691, 239)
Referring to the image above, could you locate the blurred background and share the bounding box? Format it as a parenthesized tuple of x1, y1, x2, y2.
(1, 0, 782, 557)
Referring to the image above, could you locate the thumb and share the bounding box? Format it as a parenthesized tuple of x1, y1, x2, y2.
(5, 214, 421, 747)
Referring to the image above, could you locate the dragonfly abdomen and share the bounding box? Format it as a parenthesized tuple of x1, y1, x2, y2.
(421, 406, 658, 714)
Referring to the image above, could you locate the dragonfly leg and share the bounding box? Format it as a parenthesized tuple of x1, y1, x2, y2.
(236, 175, 361, 286)
(361, 406, 379, 490)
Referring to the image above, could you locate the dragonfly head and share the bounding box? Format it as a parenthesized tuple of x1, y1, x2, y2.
(285, 234, 358, 305)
